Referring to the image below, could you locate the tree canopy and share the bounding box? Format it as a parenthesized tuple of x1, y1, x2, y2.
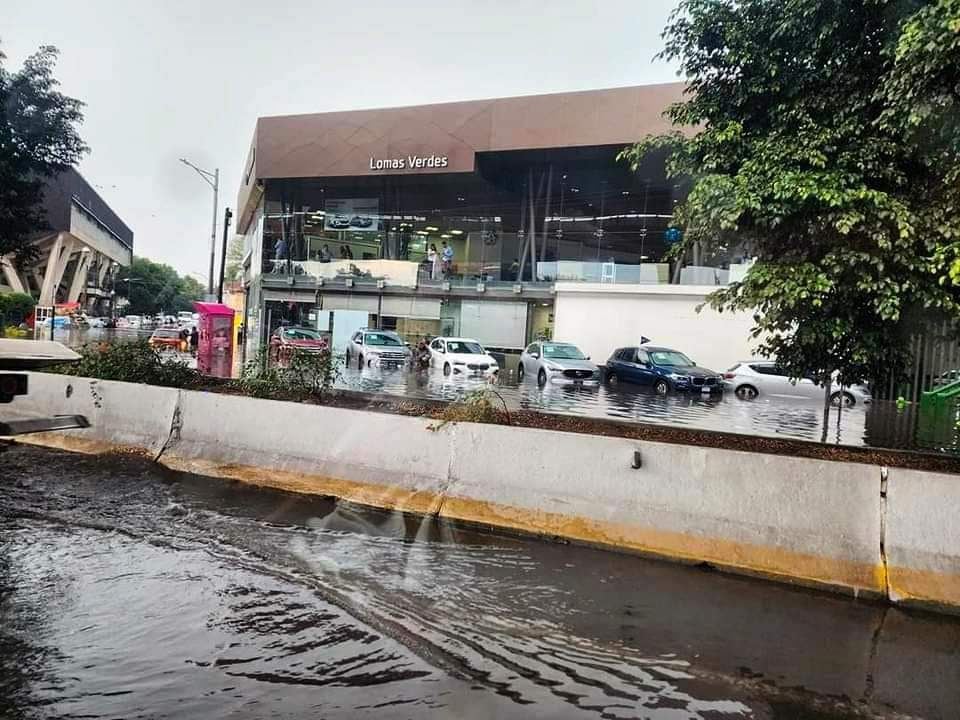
(622, 0, 960, 391)
(0, 45, 87, 264)
(117, 257, 204, 316)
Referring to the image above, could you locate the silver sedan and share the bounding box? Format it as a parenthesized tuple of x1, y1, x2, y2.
(518, 341, 601, 387)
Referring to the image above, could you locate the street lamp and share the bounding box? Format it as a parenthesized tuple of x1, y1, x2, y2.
(179, 158, 219, 298)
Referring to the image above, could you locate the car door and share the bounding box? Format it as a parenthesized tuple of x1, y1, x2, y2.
(634, 349, 656, 385)
(430, 339, 445, 367)
(524, 343, 540, 375)
(607, 348, 630, 381)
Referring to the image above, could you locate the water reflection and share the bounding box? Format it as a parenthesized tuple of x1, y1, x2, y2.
(339, 363, 873, 448)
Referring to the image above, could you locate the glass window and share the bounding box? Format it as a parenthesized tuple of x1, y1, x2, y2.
(364, 332, 403, 346)
(650, 350, 693, 367)
(525, 343, 539, 355)
(283, 328, 321, 340)
(615, 348, 634, 361)
(431, 339, 443, 351)
(751, 363, 785, 376)
(446, 340, 484, 354)
(542, 344, 586, 360)
(636, 350, 650, 364)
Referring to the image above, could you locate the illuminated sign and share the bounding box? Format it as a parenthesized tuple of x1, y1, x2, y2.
(369, 154, 449, 171)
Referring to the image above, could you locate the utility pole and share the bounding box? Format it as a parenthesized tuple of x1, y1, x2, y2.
(217, 208, 233, 303)
(179, 159, 219, 297)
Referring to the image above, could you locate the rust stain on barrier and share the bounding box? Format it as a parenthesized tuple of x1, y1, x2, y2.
(155, 453, 886, 601)
(17, 429, 960, 614)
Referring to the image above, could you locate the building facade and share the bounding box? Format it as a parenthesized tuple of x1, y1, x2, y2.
(0, 168, 134, 315)
(236, 83, 747, 355)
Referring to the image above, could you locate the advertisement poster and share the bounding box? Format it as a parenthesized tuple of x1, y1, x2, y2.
(324, 198, 380, 233)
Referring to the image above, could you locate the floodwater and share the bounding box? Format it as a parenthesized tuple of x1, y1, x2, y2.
(57, 328, 931, 452)
(2, 444, 959, 719)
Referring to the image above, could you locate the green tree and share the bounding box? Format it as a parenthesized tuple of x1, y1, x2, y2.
(622, 0, 960, 432)
(224, 235, 245, 283)
(0, 45, 87, 264)
(117, 257, 203, 315)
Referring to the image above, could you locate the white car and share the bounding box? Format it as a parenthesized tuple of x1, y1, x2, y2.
(724, 360, 872, 406)
(87, 317, 108, 328)
(519, 341, 601, 387)
(428, 337, 499, 377)
(345, 328, 411, 368)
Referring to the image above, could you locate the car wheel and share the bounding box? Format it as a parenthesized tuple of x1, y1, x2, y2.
(831, 391, 856, 408)
(443, 362, 451, 376)
(537, 369, 547, 387)
(654, 379, 670, 395)
(735, 384, 759, 400)
(517, 363, 525, 381)
(607, 372, 619, 386)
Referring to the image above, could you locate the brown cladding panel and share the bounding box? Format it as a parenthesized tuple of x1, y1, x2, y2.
(238, 83, 687, 227)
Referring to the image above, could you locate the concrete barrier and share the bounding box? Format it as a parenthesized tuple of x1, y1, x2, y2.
(11, 371, 960, 613)
(885, 467, 960, 609)
(8, 372, 179, 457)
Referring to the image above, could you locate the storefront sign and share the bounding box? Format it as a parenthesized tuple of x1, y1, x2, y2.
(368, 154, 449, 171)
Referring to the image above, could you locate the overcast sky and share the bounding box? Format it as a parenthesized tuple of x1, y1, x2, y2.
(2, 0, 682, 280)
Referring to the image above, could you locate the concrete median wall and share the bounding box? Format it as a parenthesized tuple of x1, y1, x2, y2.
(7, 371, 960, 613)
(885, 467, 960, 609)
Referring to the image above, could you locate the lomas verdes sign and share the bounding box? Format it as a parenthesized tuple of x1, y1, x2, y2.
(369, 154, 449, 171)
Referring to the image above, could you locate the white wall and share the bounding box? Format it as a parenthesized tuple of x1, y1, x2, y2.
(553, 283, 759, 371)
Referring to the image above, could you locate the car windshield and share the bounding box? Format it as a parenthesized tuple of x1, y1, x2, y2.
(651, 350, 693, 367)
(153, 329, 180, 338)
(282, 328, 320, 340)
(447, 341, 484, 354)
(542, 344, 586, 360)
(364, 333, 403, 346)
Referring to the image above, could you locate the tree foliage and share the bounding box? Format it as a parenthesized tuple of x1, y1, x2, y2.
(224, 235, 245, 283)
(622, 0, 960, 389)
(0, 45, 87, 264)
(117, 257, 204, 315)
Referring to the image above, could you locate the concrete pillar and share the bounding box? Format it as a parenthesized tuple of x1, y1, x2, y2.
(39, 233, 75, 306)
(0, 256, 28, 294)
(97, 255, 111, 287)
(67, 250, 92, 303)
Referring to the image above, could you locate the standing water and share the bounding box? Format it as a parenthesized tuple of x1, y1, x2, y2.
(2, 445, 958, 719)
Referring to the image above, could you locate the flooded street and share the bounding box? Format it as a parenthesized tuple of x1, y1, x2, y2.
(2, 444, 959, 719)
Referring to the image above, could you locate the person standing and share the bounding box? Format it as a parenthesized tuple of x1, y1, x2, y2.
(319, 244, 332, 262)
(189, 326, 199, 355)
(441, 241, 454, 277)
(427, 244, 439, 280)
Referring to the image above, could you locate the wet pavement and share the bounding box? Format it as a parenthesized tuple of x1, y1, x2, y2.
(2, 444, 959, 719)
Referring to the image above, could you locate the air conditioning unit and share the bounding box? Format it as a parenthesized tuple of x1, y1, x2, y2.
(512, 284, 523, 294)
(345, 278, 354, 288)
(442, 281, 451, 291)
(377, 279, 386, 289)
(476, 282, 486, 293)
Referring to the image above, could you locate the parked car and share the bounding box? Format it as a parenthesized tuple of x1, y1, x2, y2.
(124, 315, 143, 329)
(427, 337, 499, 377)
(346, 329, 411, 368)
(269, 326, 330, 365)
(518, 341, 600, 387)
(605, 346, 724, 394)
(350, 215, 374, 228)
(87, 317, 108, 328)
(329, 214, 351, 229)
(177, 311, 194, 326)
(724, 361, 872, 406)
(149, 327, 187, 352)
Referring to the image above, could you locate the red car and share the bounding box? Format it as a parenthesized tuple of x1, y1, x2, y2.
(149, 327, 187, 352)
(269, 326, 330, 366)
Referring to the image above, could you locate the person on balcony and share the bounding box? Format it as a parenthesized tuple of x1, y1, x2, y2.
(273, 236, 288, 273)
(427, 244, 439, 280)
(319, 244, 332, 263)
(441, 241, 454, 278)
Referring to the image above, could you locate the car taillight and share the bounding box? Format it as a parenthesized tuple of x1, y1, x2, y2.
(723, 372, 736, 379)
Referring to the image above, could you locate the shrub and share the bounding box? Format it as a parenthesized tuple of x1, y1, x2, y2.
(0, 292, 36, 329)
(430, 387, 510, 429)
(234, 345, 340, 401)
(50, 339, 203, 389)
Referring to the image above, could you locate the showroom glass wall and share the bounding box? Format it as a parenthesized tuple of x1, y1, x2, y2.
(256, 146, 697, 287)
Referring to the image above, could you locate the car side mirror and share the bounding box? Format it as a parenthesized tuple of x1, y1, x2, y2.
(585, 355, 591, 360)
(532, 353, 540, 359)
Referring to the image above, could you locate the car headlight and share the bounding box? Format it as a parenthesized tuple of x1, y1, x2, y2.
(669, 373, 689, 381)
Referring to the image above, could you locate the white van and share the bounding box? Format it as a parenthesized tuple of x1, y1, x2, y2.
(177, 311, 194, 326)
(125, 315, 142, 329)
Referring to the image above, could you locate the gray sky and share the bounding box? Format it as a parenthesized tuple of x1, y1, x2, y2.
(2, 0, 682, 279)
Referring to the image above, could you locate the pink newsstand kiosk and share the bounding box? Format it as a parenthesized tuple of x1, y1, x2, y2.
(193, 302, 235, 378)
